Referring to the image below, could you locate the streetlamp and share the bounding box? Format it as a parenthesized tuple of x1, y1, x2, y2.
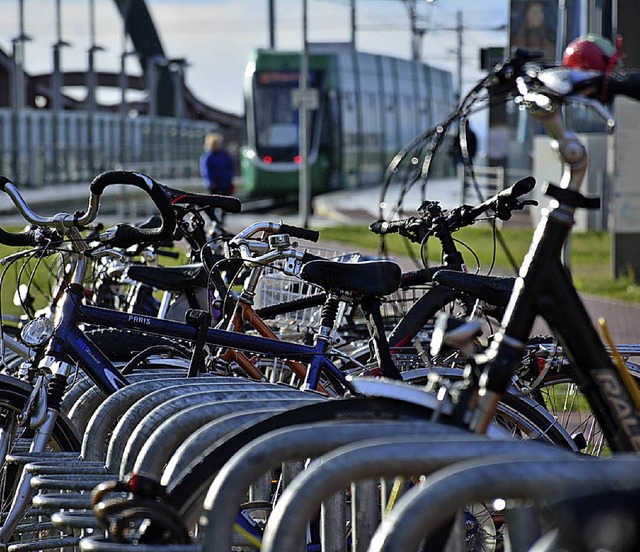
(119, 48, 137, 167)
(11, 33, 31, 110)
(119, 49, 137, 116)
(11, 0, 30, 110)
(52, 0, 71, 113)
(402, 0, 436, 62)
(86, 0, 105, 114)
(168, 58, 189, 121)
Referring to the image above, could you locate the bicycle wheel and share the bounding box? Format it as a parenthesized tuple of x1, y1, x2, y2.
(402, 368, 578, 450)
(524, 359, 640, 456)
(0, 374, 80, 540)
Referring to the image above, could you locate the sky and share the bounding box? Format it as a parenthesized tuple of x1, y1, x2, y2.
(0, 0, 509, 116)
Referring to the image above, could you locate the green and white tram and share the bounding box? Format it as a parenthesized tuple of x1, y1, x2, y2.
(241, 43, 454, 199)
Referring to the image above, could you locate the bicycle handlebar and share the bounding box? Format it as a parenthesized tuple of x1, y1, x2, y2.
(278, 224, 320, 243)
(230, 221, 319, 244)
(0, 171, 177, 249)
(369, 176, 537, 240)
(466, 176, 536, 222)
(90, 171, 177, 249)
(608, 71, 640, 101)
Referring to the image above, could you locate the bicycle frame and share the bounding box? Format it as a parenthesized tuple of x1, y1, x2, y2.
(46, 276, 356, 397)
(474, 87, 640, 452)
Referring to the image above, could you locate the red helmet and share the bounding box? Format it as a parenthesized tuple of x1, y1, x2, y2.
(562, 34, 623, 73)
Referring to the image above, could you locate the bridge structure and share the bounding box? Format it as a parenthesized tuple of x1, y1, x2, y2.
(0, 0, 244, 189)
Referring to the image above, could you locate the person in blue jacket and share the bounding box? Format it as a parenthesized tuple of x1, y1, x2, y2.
(200, 132, 234, 195)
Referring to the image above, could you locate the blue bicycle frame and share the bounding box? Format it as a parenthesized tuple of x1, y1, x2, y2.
(46, 282, 355, 397)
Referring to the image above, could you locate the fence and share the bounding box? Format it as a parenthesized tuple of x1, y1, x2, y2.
(0, 108, 218, 187)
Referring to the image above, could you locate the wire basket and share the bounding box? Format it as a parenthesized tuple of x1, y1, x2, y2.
(254, 246, 360, 332)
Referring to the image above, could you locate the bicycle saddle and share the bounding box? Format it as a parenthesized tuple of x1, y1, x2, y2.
(126, 263, 208, 292)
(300, 259, 402, 297)
(433, 270, 515, 308)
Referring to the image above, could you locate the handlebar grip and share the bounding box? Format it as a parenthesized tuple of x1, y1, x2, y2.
(278, 224, 320, 243)
(498, 176, 536, 199)
(0, 227, 39, 247)
(369, 220, 402, 235)
(90, 171, 177, 247)
(608, 71, 640, 102)
(0, 226, 59, 248)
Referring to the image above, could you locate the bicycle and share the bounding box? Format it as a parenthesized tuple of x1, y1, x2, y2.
(0, 170, 246, 541)
(460, 55, 640, 455)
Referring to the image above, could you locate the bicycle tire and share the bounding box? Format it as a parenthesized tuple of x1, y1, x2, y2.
(401, 368, 578, 450)
(0, 374, 81, 452)
(0, 374, 81, 538)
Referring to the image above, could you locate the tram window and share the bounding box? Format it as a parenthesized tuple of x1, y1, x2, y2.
(254, 86, 298, 146)
(252, 70, 323, 157)
(264, 123, 298, 147)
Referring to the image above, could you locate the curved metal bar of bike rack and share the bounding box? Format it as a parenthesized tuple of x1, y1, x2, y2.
(82, 378, 279, 461)
(134, 409, 282, 477)
(257, 436, 574, 552)
(70, 371, 199, 433)
(114, 386, 307, 473)
(82, 377, 237, 460)
(117, 389, 308, 475)
(157, 408, 286, 478)
(199, 421, 485, 552)
(79, 535, 200, 551)
(113, 397, 322, 476)
(368, 455, 640, 552)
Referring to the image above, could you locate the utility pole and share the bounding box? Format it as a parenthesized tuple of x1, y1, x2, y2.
(299, 0, 311, 228)
(268, 0, 276, 49)
(456, 9, 462, 99)
(403, 0, 423, 61)
(350, 0, 356, 49)
(403, 0, 436, 62)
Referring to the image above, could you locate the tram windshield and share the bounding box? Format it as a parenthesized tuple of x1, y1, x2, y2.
(253, 70, 321, 162)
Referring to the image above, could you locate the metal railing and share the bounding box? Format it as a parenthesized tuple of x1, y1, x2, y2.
(0, 108, 217, 187)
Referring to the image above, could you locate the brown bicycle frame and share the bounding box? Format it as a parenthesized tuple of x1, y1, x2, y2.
(218, 299, 329, 395)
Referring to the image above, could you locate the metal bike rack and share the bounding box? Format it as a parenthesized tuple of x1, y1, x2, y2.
(82, 378, 289, 461)
(199, 420, 474, 552)
(142, 409, 284, 473)
(257, 436, 573, 552)
(113, 396, 322, 476)
(79, 536, 200, 551)
(133, 408, 284, 476)
(367, 455, 640, 552)
(112, 385, 310, 472)
(69, 372, 223, 435)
